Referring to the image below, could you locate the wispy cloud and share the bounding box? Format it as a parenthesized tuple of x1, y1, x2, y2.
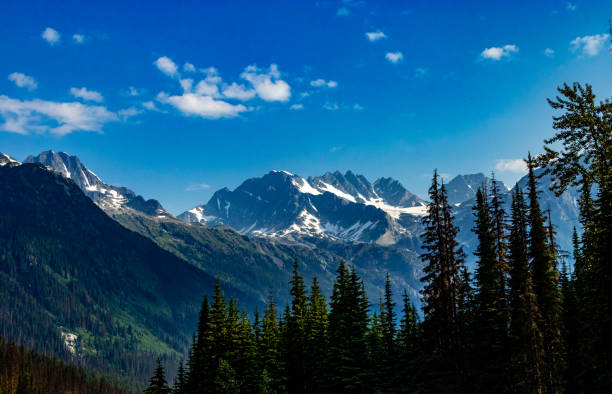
(413, 67, 428, 78)
(117, 107, 143, 120)
(290, 104, 304, 110)
(337, 7, 350, 16)
(365, 31, 386, 42)
(544, 48, 555, 57)
(323, 102, 339, 111)
(570, 34, 610, 56)
(183, 62, 196, 72)
(0, 95, 117, 135)
(70, 87, 104, 102)
(353, 103, 363, 111)
(8, 72, 37, 90)
(385, 51, 404, 63)
(566, 2, 576, 11)
(72, 34, 85, 44)
(480, 44, 519, 60)
(310, 78, 338, 88)
(42, 27, 60, 45)
(186, 183, 210, 191)
(495, 158, 527, 174)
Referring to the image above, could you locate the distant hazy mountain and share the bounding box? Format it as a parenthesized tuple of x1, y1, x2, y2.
(445, 173, 509, 206)
(25, 150, 170, 217)
(453, 169, 580, 268)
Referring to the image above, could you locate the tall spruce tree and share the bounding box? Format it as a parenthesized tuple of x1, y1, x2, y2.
(284, 257, 309, 393)
(396, 290, 423, 392)
(471, 187, 509, 392)
(326, 261, 370, 393)
(304, 276, 328, 392)
(508, 186, 545, 393)
(526, 153, 565, 392)
(538, 82, 612, 390)
(259, 291, 284, 393)
(144, 358, 172, 394)
(420, 171, 468, 392)
(173, 361, 186, 394)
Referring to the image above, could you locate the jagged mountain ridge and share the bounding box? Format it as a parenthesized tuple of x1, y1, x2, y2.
(9, 151, 424, 311)
(24, 150, 170, 217)
(179, 170, 427, 245)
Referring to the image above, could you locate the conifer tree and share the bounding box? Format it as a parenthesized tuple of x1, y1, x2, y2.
(526, 154, 565, 391)
(304, 276, 328, 392)
(144, 358, 172, 394)
(259, 291, 284, 393)
(284, 257, 309, 393)
(173, 361, 186, 394)
(508, 186, 545, 393)
(420, 171, 468, 392)
(471, 187, 509, 392)
(538, 82, 612, 389)
(396, 290, 423, 392)
(326, 261, 370, 392)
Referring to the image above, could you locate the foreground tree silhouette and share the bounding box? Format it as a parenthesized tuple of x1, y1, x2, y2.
(420, 170, 469, 392)
(144, 358, 171, 394)
(538, 82, 612, 390)
(525, 154, 565, 392)
(471, 187, 509, 392)
(508, 187, 546, 393)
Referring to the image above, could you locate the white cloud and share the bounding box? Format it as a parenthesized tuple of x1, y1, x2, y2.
(117, 107, 143, 120)
(194, 80, 221, 97)
(353, 103, 363, 111)
(157, 92, 247, 119)
(337, 7, 350, 16)
(570, 34, 610, 56)
(566, 2, 576, 11)
(222, 82, 256, 101)
(72, 34, 85, 44)
(329, 146, 342, 152)
(128, 86, 141, 96)
(70, 87, 104, 102)
(154, 56, 178, 77)
(290, 103, 304, 110)
(365, 31, 386, 42)
(310, 78, 338, 88)
(186, 183, 211, 191)
(495, 159, 527, 174)
(413, 67, 428, 78)
(183, 62, 196, 72)
(42, 27, 60, 45)
(544, 48, 555, 57)
(385, 51, 404, 63)
(323, 102, 339, 111)
(480, 44, 519, 60)
(0, 95, 117, 135)
(240, 64, 291, 102)
(142, 101, 163, 112)
(8, 72, 37, 90)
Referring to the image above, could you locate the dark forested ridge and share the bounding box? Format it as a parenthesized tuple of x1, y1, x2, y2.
(0, 162, 255, 386)
(0, 336, 133, 394)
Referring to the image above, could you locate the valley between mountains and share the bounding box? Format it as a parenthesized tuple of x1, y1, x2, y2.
(0, 149, 580, 385)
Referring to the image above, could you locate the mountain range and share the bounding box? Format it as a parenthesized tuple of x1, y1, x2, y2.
(0, 149, 582, 385)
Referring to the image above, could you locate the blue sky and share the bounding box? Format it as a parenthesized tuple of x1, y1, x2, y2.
(1, 0, 610, 214)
